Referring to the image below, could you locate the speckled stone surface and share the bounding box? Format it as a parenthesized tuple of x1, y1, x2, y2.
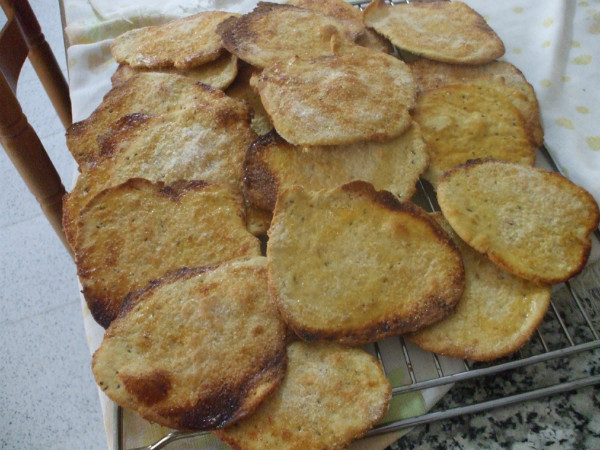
(386, 262, 600, 450)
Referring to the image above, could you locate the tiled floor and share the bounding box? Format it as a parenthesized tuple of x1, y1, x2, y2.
(1, 2, 107, 449)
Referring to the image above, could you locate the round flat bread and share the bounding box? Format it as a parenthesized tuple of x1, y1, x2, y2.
(364, 0, 504, 65)
(92, 257, 287, 430)
(63, 95, 255, 249)
(252, 47, 415, 146)
(217, 2, 361, 69)
(75, 179, 261, 327)
(267, 181, 464, 345)
(67, 72, 240, 170)
(110, 11, 237, 69)
(214, 341, 391, 450)
(407, 213, 552, 361)
(243, 123, 429, 211)
(437, 160, 600, 284)
(412, 83, 536, 187)
(410, 59, 544, 147)
(110, 53, 239, 91)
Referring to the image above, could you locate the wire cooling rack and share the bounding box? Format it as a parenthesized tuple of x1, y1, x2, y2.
(115, 2, 600, 449)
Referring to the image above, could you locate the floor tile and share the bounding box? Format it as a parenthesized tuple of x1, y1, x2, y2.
(0, 215, 78, 324)
(0, 301, 106, 450)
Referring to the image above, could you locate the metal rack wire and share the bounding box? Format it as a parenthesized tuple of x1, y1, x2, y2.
(116, 2, 600, 449)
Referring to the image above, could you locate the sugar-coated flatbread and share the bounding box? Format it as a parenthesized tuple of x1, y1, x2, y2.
(110, 53, 239, 91)
(437, 160, 600, 284)
(75, 179, 261, 327)
(244, 124, 429, 211)
(225, 62, 273, 135)
(410, 59, 544, 147)
(217, 2, 362, 69)
(92, 257, 287, 430)
(267, 182, 464, 345)
(412, 83, 536, 187)
(67, 72, 241, 170)
(110, 11, 237, 69)
(364, 0, 504, 64)
(63, 97, 255, 248)
(407, 213, 552, 361)
(252, 47, 415, 146)
(214, 341, 391, 450)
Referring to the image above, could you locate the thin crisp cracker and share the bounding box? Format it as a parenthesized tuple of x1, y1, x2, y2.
(92, 257, 287, 430)
(437, 160, 600, 284)
(267, 181, 464, 345)
(214, 341, 390, 450)
(407, 213, 552, 361)
(252, 46, 415, 146)
(75, 179, 261, 327)
(110, 52, 239, 91)
(217, 2, 362, 69)
(410, 59, 544, 147)
(243, 123, 429, 211)
(364, 0, 505, 64)
(110, 11, 237, 69)
(412, 83, 536, 187)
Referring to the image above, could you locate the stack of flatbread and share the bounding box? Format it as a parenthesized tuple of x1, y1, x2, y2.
(64, 1, 600, 449)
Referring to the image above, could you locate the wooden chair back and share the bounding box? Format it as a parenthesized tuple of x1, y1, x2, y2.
(0, 0, 72, 253)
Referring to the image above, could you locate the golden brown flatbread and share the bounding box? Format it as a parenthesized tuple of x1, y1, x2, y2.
(214, 341, 391, 450)
(252, 47, 416, 146)
(364, 0, 505, 64)
(410, 59, 544, 147)
(225, 62, 273, 135)
(243, 123, 429, 211)
(217, 2, 362, 69)
(110, 52, 239, 91)
(63, 96, 255, 248)
(67, 72, 245, 170)
(437, 160, 600, 284)
(92, 257, 287, 430)
(75, 179, 261, 327)
(412, 83, 536, 187)
(267, 181, 464, 345)
(110, 11, 237, 69)
(407, 213, 552, 361)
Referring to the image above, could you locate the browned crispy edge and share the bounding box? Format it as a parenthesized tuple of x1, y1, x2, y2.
(96, 261, 288, 430)
(243, 130, 288, 211)
(213, 344, 391, 449)
(67, 73, 228, 170)
(406, 212, 552, 362)
(268, 181, 465, 346)
(438, 159, 600, 284)
(76, 178, 213, 328)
